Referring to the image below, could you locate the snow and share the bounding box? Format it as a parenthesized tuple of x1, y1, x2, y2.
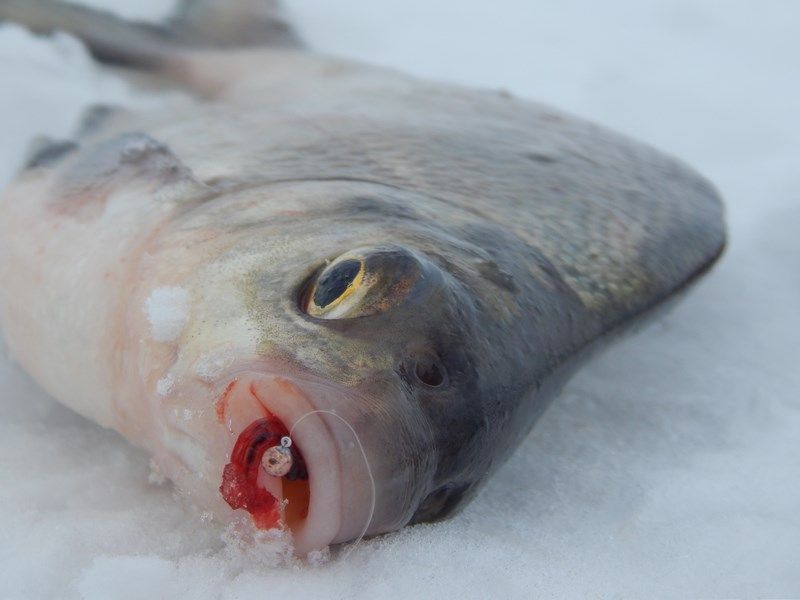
(156, 373, 175, 396)
(0, 24, 134, 191)
(1, 0, 799, 597)
(194, 349, 236, 382)
(144, 286, 191, 343)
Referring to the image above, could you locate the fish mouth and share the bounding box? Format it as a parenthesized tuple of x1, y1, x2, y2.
(215, 373, 348, 555)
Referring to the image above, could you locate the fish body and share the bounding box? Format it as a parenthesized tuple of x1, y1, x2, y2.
(0, 1, 725, 554)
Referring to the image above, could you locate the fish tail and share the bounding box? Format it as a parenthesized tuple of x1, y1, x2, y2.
(0, 0, 302, 70)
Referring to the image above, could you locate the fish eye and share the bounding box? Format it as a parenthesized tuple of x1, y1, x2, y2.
(301, 247, 429, 320)
(308, 259, 365, 316)
(303, 255, 371, 319)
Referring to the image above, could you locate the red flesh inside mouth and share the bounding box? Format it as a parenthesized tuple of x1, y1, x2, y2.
(220, 416, 287, 529)
(219, 414, 309, 530)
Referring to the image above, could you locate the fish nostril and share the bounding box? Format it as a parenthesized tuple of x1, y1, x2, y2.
(414, 353, 446, 387)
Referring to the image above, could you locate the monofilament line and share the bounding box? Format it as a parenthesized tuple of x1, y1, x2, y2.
(289, 409, 376, 560)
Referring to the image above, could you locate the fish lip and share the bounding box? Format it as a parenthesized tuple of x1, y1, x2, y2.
(219, 371, 343, 555)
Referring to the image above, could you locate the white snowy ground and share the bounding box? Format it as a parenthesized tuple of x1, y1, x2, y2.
(1, 1, 798, 597)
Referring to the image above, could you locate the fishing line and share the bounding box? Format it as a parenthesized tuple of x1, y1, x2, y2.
(288, 409, 375, 560)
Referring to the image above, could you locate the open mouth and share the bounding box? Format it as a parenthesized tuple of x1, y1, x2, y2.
(215, 374, 342, 555)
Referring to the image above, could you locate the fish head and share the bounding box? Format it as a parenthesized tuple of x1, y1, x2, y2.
(132, 180, 548, 554)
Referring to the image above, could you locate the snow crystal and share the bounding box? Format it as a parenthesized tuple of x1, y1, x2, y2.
(156, 373, 175, 396)
(1, 0, 800, 598)
(147, 459, 167, 486)
(144, 287, 190, 343)
(194, 349, 235, 382)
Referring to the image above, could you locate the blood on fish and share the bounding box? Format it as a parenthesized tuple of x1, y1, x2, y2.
(220, 415, 288, 529)
(214, 380, 236, 423)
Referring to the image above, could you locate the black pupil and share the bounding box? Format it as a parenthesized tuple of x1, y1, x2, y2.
(313, 259, 361, 308)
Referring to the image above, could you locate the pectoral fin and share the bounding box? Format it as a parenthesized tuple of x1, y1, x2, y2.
(43, 132, 210, 219)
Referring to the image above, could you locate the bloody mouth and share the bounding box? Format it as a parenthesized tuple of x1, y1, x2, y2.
(213, 374, 346, 554)
(218, 386, 311, 531)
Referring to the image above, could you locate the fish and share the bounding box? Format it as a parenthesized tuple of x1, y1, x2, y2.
(0, 0, 725, 556)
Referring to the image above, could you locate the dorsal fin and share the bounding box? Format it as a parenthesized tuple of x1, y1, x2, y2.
(0, 0, 301, 70)
(169, 0, 300, 49)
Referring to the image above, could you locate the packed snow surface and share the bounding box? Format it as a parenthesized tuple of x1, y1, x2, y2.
(1, 1, 798, 598)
